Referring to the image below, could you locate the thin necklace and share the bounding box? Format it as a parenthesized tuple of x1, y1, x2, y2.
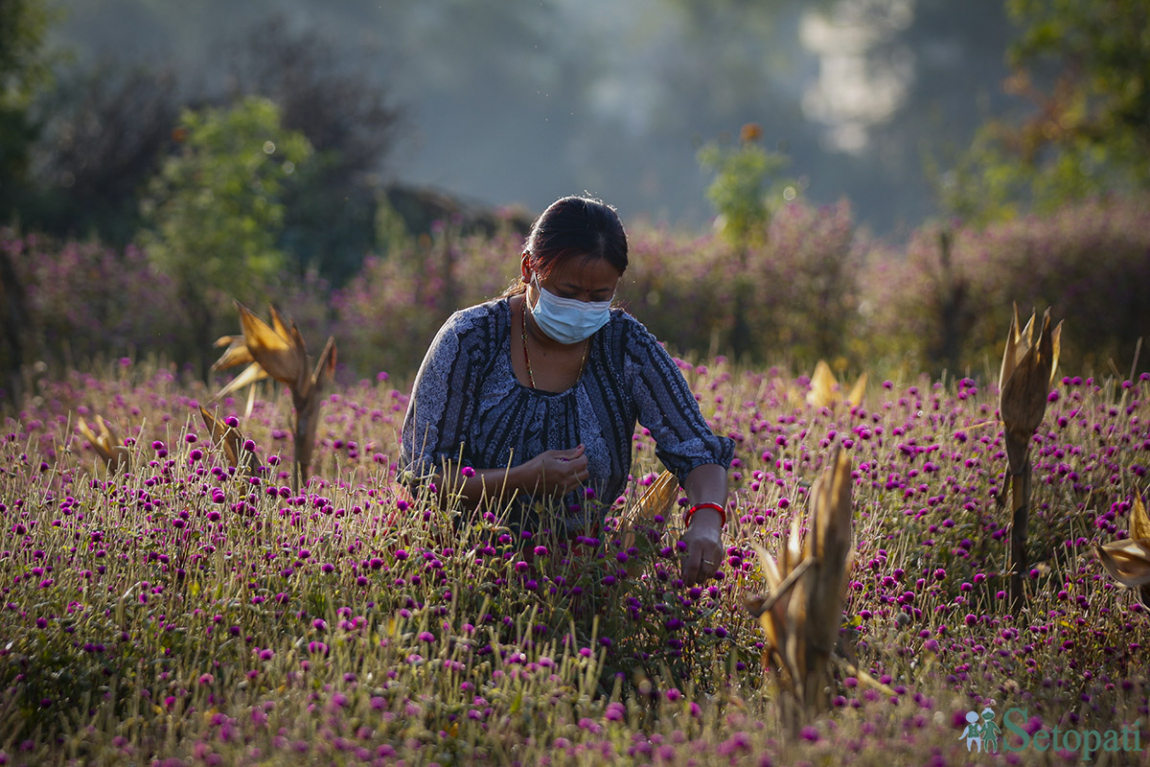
(521, 298, 588, 390)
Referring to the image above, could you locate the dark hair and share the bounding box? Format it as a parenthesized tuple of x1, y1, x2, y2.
(503, 196, 628, 296)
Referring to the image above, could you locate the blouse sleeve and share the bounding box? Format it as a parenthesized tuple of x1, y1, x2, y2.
(620, 315, 735, 483)
(400, 309, 485, 481)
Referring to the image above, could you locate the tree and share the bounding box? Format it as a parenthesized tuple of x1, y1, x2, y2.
(0, 0, 55, 407)
(1014, 0, 1149, 194)
(222, 15, 401, 285)
(139, 96, 311, 375)
(939, 0, 1150, 220)
(697, 123, 795, 360)
(26, 62, 181, 245)
(0, 0, 54, 223)
(697, 123, 793, 253)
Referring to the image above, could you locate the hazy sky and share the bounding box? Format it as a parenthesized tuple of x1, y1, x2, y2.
(48, 0, 1016, 237)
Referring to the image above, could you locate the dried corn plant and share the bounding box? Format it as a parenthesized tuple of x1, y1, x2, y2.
(806, 360, 867, 411)
(76, 415, 130, 474)
(747, 445, 857, 730)
(1096, 491, 1150, 609)
(997, 303, 1061, 609)
(199, 406, 259, 477)
(212, 302, 336, 492)
(617, 470, 679, 578)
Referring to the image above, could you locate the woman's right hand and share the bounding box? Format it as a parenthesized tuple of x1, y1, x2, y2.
(528, 444, 589, 495)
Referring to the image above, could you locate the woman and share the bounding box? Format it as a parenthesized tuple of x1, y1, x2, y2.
(400, 196, 733, 585)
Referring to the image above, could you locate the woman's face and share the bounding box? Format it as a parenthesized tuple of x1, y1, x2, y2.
(521, 254, 622, 304)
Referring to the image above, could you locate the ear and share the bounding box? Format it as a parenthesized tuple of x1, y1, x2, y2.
(520, 252, 532, 283)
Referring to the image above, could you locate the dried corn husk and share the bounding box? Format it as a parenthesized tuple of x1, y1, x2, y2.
(748, 446, 855, 716)
(211, 335, 257, 373)
(999, 304, 1062, 474)
(617, 470, 679, 577)
(1096, 492, 1150, 608)
(807, 360, 866, 410)
(212, 302, 337, 491)
(77, 415, 130, 473)
(199, 406, 258, 476)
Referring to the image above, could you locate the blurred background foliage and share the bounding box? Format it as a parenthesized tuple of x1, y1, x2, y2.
(936, 0, 1150, 223)
(137, 96, 313, 376)
(0, 0, 56, 223)
(0, 0, 1148, 403)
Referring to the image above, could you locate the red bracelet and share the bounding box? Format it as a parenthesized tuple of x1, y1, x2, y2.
(685, 502, 726, 529)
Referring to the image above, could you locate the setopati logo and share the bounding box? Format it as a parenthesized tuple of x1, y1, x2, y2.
(961, 707, 1002, 753)
(961, 706, 1144, 759)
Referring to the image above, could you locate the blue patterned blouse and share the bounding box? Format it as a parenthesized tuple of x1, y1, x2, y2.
(400, 297, 734, 529)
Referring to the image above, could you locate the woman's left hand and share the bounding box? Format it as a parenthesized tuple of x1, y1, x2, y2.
(679, 508, 724, 586)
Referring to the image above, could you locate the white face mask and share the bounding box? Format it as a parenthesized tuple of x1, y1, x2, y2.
(529, 276, 613, 344)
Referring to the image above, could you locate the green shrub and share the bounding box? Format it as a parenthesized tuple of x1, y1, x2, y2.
(861, 195, 1150, 378)
(138, 96, 313, 374)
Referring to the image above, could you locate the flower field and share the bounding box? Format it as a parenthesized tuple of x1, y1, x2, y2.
(2, 357, 1149, 766)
